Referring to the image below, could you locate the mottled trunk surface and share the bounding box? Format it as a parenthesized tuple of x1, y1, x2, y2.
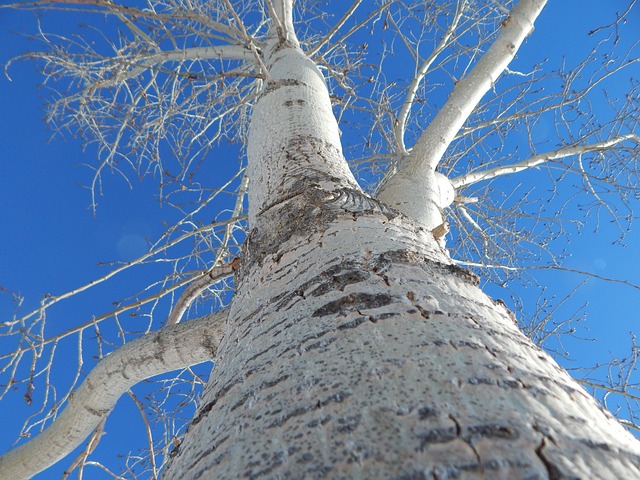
(166, 201, 640, 479)
(164, 37, 640, 480)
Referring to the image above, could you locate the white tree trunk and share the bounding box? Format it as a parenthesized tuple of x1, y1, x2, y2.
(165, 201, 640, 479)
(164, 29, 640, 480)
(246, 36, 359, 227)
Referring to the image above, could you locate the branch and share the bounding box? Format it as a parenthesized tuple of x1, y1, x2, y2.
(60, 417, 105, 479)
(393, 0, 466, 155)
(2, 216, 244, 330)
(167, 258, 239, 326)
(93, 45, 257, 88)
(2, 1, 247, 43)
(269, 0, 294, 42)
(392, 0, 546, 176)
(0, 312, 227, 480)
(578, 379, 640, 404)
(307, 0, 363, 58)
(377, 0, 546, 228)
(451, 258, 520, 272)
(451, 133, 640, 189)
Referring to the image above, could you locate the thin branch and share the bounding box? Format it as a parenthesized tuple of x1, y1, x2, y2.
(579, 379, 640, 404)
(452, 259, 640, 290)
(393, 0, 466, 155)
(61, 417, 105, 480)
(451, 258, 521, 271)
(2, 216, 244, 330)
(0, 312, 227, 480)
(451, 133, 640, 189)
(127, 391, 158, 480)
(166, 258, 239, 326)
(534, 266, 640, 290)
(105, 0, 159, 50)
(307, 0, 363, 58)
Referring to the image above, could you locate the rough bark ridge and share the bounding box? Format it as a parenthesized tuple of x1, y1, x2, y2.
(165, 191, 640, 479)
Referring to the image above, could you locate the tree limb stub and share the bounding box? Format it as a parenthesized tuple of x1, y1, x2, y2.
(0, 311, 227, 480)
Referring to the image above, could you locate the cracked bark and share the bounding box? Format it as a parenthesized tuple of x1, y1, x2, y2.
(164, 192, 640, 478)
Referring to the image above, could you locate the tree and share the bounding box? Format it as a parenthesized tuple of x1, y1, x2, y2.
(1, 0, 640, 478)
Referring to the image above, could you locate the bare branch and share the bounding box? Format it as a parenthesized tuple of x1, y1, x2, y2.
(410, 0, 547, 171)
(393, 0, 467, 155)
(377, 0, 547, 228)
(403, 0, 546, 171)
(307, 0, 363, 58)
(127, 391, 159, 480)
(61, 417, 106, 480)
(269, 0, 295, 42)
(91, 46, 258, 89)
(2, 216, 244, 330)
(451, 133, 640, 189)
(0, 312, 226, 480)
(167, 258, 239, 326)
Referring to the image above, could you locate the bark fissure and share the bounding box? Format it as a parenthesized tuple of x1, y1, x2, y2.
(166, 207, 640, 478)
(535, 438, 570, 480)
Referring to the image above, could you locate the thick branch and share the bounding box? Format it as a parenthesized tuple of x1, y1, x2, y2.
(0, 312, 227, 480)
(377, 0, 546, 228)
(91, 45, 256, 88)
(405, 0, 547, 172)
(451, 133, 640, 189)
(268, 0, 295, 44)
(393, 0, 466, 155)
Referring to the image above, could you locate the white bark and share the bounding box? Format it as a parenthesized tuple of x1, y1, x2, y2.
(167, 262, 237, 326)
(270, 0, 296, 46)
(378, 0, 547, 229)
(87, 45, 256, 89)
(165, 203, 640, 479)
(246, 33, 359, 227)
(7, 2, 640, 478)
(162, 8, 640, 477)
(393, 0, 467, 156)
(0, 312, 226, 480)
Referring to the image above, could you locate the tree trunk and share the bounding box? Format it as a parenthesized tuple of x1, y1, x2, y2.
(164, 38, 640, 480)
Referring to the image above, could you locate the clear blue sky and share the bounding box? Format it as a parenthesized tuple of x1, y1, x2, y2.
(1, 2, 639, 478)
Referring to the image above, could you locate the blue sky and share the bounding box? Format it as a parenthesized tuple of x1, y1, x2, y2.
(1, 1, 639, 478)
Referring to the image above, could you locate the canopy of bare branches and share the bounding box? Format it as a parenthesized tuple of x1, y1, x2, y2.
(1, 0, 638, 477)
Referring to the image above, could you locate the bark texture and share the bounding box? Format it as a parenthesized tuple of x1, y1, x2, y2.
(164, 15, 640, 480)
(165, 195, 640, 479)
